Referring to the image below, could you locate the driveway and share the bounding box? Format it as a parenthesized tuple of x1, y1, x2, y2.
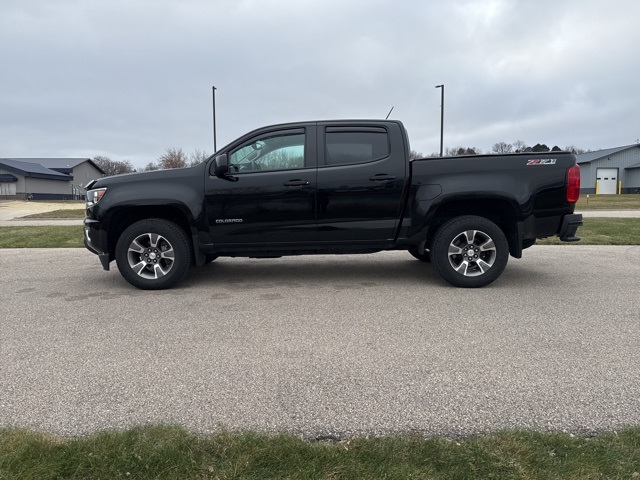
(0, 247, 638, 438)
(0, 200, 84, 225)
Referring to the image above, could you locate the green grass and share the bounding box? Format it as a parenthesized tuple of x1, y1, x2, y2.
(19, 208, 85, 219)
(1, 426, 639, 479)
(0, 226, 84, 248)
(537, 218, 640, 245)
(576, 193, 640, 210)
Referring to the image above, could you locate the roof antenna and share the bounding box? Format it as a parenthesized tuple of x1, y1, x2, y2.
(385, 106, 394, 120)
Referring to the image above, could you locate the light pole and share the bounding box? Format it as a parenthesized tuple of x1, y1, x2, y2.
(212, 85, 217, 153)
(435, 84, 444, 156)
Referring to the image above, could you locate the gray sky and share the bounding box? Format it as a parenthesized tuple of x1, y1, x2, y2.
(1, 0, 639, 167)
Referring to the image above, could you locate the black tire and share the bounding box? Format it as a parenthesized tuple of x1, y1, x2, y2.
(115, 218, 192, 290)
(431, 215, 508, 288)
(408, 245, 431, 263)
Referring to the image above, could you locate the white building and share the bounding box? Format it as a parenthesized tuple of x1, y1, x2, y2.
(576, 145, 640, 194)
(0, 158, 105, 200)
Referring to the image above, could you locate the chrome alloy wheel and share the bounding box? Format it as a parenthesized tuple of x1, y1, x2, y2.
(447, 229, 496, 277)
(126, 232, 175, 279)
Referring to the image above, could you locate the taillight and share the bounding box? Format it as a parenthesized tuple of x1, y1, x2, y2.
(566, 164, 580, 203)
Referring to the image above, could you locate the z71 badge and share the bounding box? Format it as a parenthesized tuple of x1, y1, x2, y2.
(527, 158, 557, 165)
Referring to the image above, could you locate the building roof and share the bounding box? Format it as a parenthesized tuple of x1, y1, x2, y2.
(0, 159, 72, 181)
(5, 157, 105, 175)
(576, 145, 638, 164)
(626, 162, 640, 170)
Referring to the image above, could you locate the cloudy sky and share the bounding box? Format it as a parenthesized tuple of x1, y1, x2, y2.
(1, 0, 639, 167)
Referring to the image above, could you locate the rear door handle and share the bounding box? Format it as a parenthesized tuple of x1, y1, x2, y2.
(369, 174, 397, 181)
(283, 179, 310, 187)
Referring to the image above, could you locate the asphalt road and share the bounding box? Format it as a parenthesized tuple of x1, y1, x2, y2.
(1, 247, 639, 438)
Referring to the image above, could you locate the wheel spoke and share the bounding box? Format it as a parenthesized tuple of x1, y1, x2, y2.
(160, 248, 174, 260)
(476, 259, 492, 273)
(132, 261, 148, 276)
(454, 260, 470, 275)
(479, 239, 495, 252)
(448, 244, 463, 256)
(463, 230, 476, 244)
(153, 264, 168, 278)
(128, 239, 145, 254)
(149, 233, 160, 248)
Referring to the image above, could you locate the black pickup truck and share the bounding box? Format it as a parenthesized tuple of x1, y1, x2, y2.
(84, 119, 582, 290)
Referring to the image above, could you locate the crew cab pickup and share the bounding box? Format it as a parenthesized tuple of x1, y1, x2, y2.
(84, 120, 582, 290)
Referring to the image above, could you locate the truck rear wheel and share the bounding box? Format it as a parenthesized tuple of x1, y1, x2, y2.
(115, 219, 192, 290)
(431, 215, 508, 288)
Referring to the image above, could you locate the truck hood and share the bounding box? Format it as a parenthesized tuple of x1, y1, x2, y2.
(88, 162, 207, 189)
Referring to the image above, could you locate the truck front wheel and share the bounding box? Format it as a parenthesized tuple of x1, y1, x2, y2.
(431, 215, 508, 288)
(115, 219, 192, 290)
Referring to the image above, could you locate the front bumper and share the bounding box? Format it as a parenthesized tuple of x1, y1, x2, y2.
(558, 213, 583, 242)
(84, 218, 111, 270)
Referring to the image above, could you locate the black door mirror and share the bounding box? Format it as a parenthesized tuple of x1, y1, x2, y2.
(212, 154, 229, 176)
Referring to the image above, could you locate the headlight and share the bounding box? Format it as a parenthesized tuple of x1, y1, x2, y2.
(86, 187, 107, 207)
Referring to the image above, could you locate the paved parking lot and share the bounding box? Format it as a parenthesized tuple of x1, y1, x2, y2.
(0, 246, 639, 438)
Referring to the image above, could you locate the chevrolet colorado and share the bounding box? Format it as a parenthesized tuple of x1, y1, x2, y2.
(84, 120, 582, 289)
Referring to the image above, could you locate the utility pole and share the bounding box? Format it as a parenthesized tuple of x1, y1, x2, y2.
(212, 85, 217, 152)
(435, 84, 444, 156)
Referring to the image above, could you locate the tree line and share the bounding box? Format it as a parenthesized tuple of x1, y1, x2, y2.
(410, 141, 587, 159)
(95, 140, 590, 176)
(92, 148, 211, 176)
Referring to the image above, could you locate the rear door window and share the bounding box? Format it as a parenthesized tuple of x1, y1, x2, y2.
(324, 129, 390, 166)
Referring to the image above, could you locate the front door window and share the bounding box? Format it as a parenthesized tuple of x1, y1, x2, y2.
(229, 133, 305, 173)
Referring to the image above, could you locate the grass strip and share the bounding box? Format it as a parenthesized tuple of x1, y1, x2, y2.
(0, 218, 638, 249)
(0, 226, 84, 248)
(537, 218, 640, 245)
(576, 193, 640, 210)
(19, 209, 85, 219)
(1, 425, 639, 480)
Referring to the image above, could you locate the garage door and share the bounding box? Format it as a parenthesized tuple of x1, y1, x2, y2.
(596, 168, 618, 195)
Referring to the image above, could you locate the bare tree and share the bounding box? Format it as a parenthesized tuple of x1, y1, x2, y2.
(189, 149, 210, 166)
(409, 149, 424, 159)
(492, 142, 513, 154)
(564, 145, 586, 154)
(158, 147, 188, 169)
(446, 147, 481, 156)
(512, 140, 528, 153)
(143, 162, 159, 171)
(92, 156, 135, 176)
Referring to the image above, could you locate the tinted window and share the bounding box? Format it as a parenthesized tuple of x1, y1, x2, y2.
(325, 131, 389, 166)
(230, 133, 305, 173)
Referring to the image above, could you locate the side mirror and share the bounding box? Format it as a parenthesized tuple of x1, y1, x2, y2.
(212, 154, 229, 176)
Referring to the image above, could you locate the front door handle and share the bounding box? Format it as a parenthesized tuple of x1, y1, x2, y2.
(283, 179, 310, 187)
(369, 174, 397, 181)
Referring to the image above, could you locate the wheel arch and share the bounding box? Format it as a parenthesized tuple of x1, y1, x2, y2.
(106, 205, 194, 261)
(420, 197, 521, 257)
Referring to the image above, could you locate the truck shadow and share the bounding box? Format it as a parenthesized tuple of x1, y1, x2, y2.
(187, 256, 441, 288)
(184, 255, 549, 290)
